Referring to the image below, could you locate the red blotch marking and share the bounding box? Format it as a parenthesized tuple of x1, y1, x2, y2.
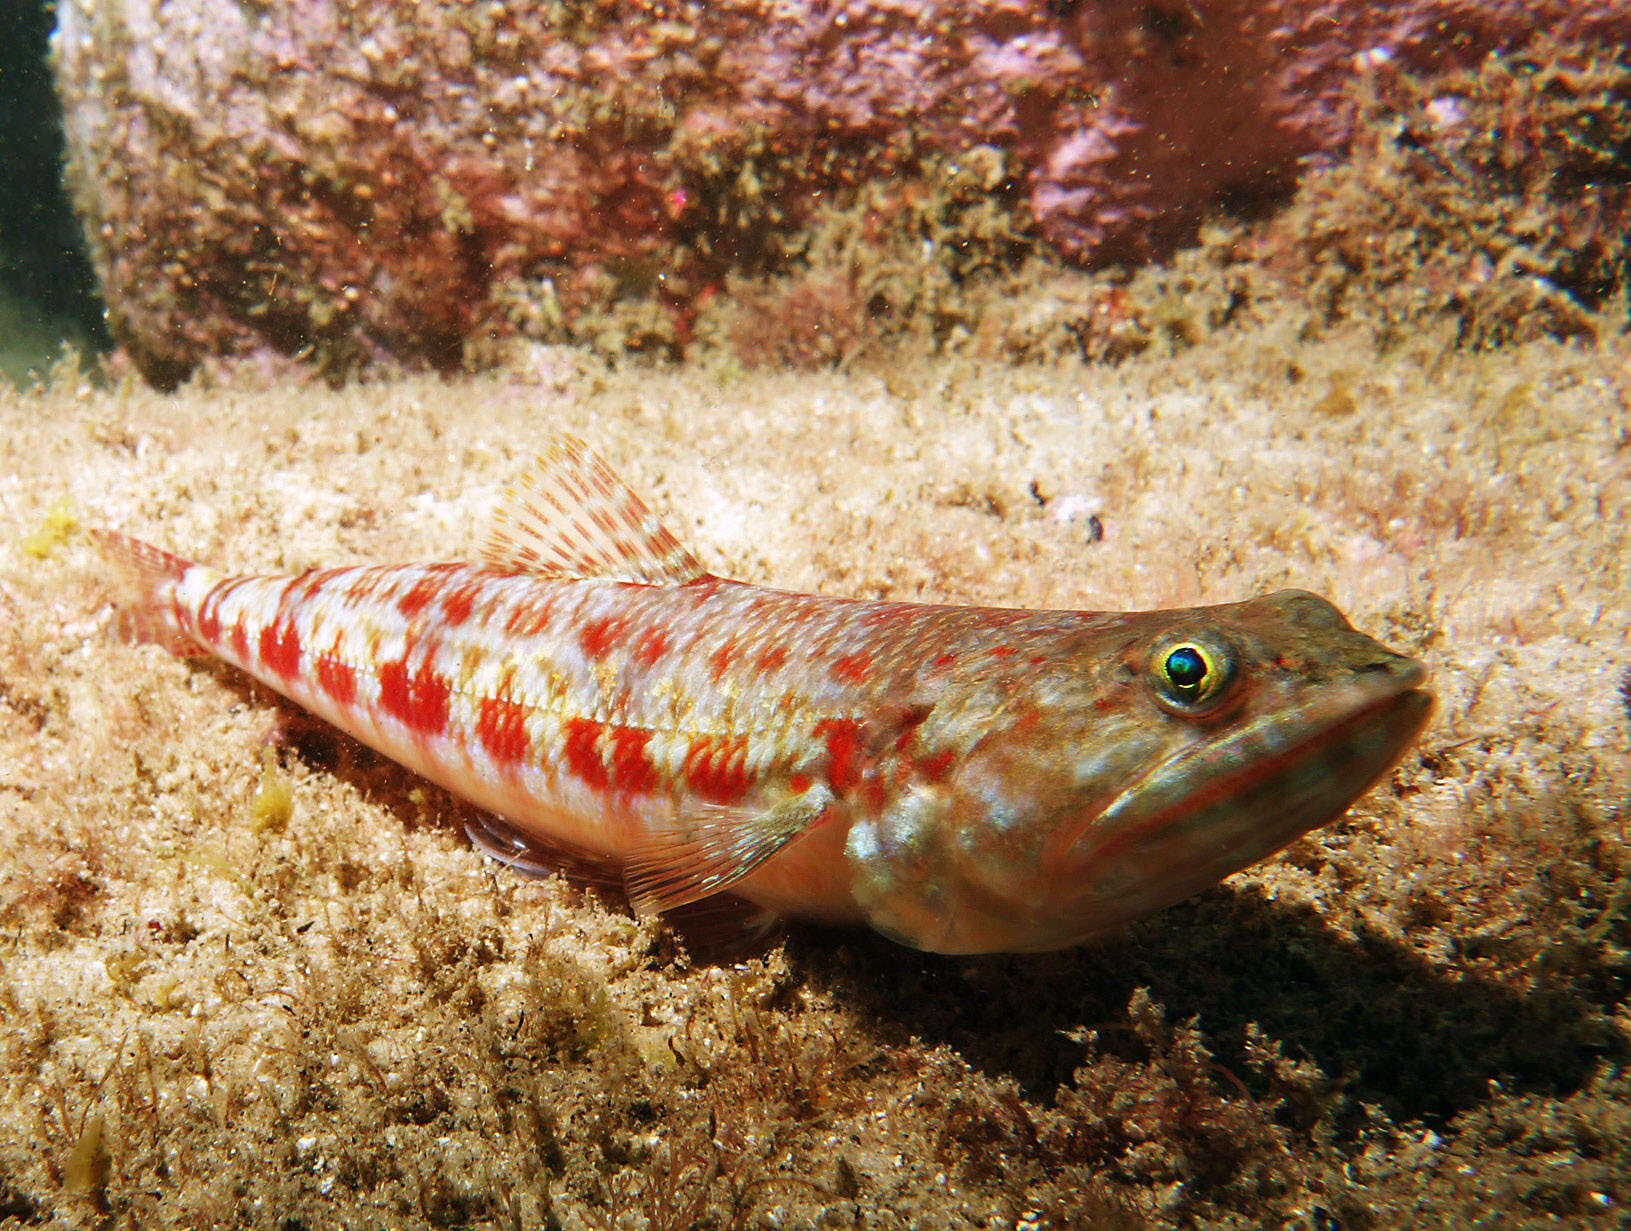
(918, 748, 956, 782)
(201, 577, 254, 650)
(476, 696, 530, 766)
(608, 727, 659, 794)
(196, 590, 222, 643)
(291, 569, 340, 605)
(558, 719, 660, 794)
(562, 717, 609, 789)
(755, 645, 788, 674)
(986, 645, 1017, 658)
(259, 621, 302, 678)
(578, 615, 626, 661)
(505, 596, 557, 637)
(632, 627, 669, 668)
(441, 583, 479, 626)
(397, 575, 441, 618)
(707, 640, 739, 684)
(931, 652, 956, 671)
(830, 651, 872, 686)
(343, 573, 383, 606)
(788, 772, 813, 794)
(379, 657, 452, 737)
(815, 718, 863, 796)
(684, 734, 751, 804)
(315, 654, 356, 707)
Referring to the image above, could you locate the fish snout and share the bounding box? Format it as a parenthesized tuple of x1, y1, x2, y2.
(1356, 651, 1427, 690)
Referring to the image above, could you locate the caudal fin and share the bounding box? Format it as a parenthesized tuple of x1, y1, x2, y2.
(90, 528, 205, 656)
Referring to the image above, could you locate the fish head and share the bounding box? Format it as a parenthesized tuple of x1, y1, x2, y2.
(850, 590, 1433, 953)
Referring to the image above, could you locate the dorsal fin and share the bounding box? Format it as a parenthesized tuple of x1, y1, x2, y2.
(481, 436, 707, 585)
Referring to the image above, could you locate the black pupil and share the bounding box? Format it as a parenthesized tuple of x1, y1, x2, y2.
(1166, 646, 1207, 690)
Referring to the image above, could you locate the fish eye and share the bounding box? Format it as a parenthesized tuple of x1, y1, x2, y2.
(1150, 636, 1235, 714)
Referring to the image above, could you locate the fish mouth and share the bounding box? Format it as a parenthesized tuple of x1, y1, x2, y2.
(1063, 665, 1433, 929)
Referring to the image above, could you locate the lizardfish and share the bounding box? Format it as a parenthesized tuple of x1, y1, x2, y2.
(95, 437, 1432, 953)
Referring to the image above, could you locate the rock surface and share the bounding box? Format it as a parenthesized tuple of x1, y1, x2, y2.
(51, 0, 1631, 381)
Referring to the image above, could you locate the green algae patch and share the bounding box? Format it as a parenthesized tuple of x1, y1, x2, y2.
(20, 501, 78, 561)
(247, 746, 294, 834)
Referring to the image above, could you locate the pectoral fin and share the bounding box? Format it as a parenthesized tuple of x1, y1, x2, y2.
(623, 784, 834, 916)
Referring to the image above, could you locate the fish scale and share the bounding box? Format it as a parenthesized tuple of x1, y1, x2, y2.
(176, 558, 1069, 815)
(94, 436, 1433, 953)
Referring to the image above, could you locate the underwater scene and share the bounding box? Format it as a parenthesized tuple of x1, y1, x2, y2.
(0, 1, 1628, 1227)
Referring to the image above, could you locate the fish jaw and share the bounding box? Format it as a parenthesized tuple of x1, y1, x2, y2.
(1042, 661, 1433, 949)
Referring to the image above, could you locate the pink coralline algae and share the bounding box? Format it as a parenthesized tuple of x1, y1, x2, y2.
(50, 0, 1631, 382)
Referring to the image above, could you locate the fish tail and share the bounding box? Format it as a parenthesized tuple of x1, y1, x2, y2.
(90, 528, 206, 656)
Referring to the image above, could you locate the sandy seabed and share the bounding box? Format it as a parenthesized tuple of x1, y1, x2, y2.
(0, 324, 1627, 1229)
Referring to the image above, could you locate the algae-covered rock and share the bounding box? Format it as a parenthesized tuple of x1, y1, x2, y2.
(50, 0, 1631, 384)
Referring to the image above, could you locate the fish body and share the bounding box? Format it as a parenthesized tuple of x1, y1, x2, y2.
(98, 438, 1432, 953)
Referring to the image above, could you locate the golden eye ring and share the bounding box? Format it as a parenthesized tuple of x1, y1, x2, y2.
(1150, 636, 1235, 714)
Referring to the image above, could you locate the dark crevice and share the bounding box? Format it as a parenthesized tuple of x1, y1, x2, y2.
(0, 0, 109, 378)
